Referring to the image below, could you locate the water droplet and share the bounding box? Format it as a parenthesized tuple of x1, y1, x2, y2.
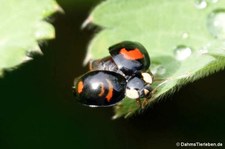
(181, 32, 189, 39)
(194, 0, 207, 9)
(207, 9, 225, 40)
(198, 43, 211, 54)
(174, 45, 192, 61)
(151, 65, 166, 76)
(157, 66, 166, 75)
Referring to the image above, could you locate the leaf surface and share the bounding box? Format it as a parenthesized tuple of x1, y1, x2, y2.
(0, 0, 60, 76)
(86, 0, 225, 118)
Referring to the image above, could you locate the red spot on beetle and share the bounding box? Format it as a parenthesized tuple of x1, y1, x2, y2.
(98, 83, 105, 97)
(77, 81, 84, 93)
(120, 48, 144, 60)
(105, 79, 113, 102)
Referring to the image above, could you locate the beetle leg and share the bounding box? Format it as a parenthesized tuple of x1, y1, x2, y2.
(153, 78, 165, 82)
(141, 89, 156, 108)
(142, 98, 149, 108)
(136, 98, 144, 109)
(88, 60, 94, 71)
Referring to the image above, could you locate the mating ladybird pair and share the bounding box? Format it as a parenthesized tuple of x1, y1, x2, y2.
(73, 41, 153, 107)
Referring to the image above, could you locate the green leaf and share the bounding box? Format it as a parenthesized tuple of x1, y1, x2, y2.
(85, 0, 225, 119)
(0, 0, 60, 76)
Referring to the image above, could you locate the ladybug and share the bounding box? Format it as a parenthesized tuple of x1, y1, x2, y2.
(89, 41, 150, 76)
(73, 70, 153, 107)
(73, 70, 127, 107)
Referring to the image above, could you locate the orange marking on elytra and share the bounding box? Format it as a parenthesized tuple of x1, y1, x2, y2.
(98, 83, 105, 97)
(120, 48, 144, 60)
(77, 81, 84, 93)
(105, 79, 113, 102)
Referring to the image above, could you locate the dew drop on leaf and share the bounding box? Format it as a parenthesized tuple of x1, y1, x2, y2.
(198, 43, 212, 54)
(194, 0, 207, 9)
(151, 64, 166, 76)
(174, 45, 192, 61)
(207, 9, 225, 40)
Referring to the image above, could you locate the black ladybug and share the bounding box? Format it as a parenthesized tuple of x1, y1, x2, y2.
(109, 41, 150, 75)
(73, 70, 126, 107)
(89, 41, 150, 76)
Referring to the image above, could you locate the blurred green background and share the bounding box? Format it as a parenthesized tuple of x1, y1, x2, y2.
(0, 0, 225, 148)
